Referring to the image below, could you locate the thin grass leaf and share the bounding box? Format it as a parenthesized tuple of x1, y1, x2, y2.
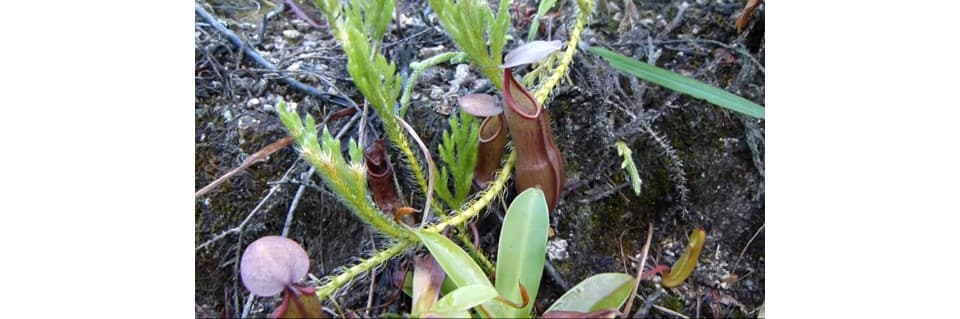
(526, 0, 559, 41)
(588, 47, 764, 119)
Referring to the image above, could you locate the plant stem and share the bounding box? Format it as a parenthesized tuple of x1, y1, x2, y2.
(314, 240, 413, 301)
(533, 0, 593, 104)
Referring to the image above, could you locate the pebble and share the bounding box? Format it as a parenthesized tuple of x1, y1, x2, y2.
(419, 45, 447, 58)
(286, 61, 303, 72)
(247, 98, 261, 108)
(237, 115, 261, 145)
(547, 239, 570, 261)
(282, 29, 303, 42)
(399, 13, 425, 27)
(262, 103, 275, 114)
(447, 64, 471, 94)
(429, 86, 445, 100)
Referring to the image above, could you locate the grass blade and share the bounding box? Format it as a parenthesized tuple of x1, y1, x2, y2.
(527, 0, 559, 41)
(587, 46, 764, 119)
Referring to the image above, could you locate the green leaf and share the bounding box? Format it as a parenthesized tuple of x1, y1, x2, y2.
(431, 284, 499, 315)
(662, 227, 706, 288)
(527, 0, 559, 41)
(615, 140, 642, 196)
(545, 273, 635, 313)
(587, 47, 764, 119)
(415, 230, 505, 317)
(435, 110, 480, 209)
(495, 188, 549, 317)
(490, 0, 511, 63)
(415, 231, 492, 289)
(427, 0, 504, 89)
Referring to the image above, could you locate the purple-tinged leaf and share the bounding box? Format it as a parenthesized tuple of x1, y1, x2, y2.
(271, 285, 328, 319)
(501, 40, 563, 68)
(459, 94, 502, 117)
(412, 254, 446, 315)
(240, 236, 310, 297)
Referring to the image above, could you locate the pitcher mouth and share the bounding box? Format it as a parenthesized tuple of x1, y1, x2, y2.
(504, 68, 542, 120)
(364, 140, 391, 178)
(479, 115, 504, 143)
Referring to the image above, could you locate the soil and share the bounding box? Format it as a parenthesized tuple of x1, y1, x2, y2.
(196, 0, 764, 318)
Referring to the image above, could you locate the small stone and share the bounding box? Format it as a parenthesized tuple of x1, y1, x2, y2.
(247, 98, 261, 108)
(547, 239, 569, 261)
(448, 64, 471, 94)
(261, 103, 275, 114)
(282, 29, 302, 41)
(290, 20, 311, 32)
(419, 45, 446, 58)
(429, 86, 445, 100)
(399, 13, 425, 27)
(471, 79, 491, 91)
(286, 61, 303, 72)
(237, 115, 262, 146)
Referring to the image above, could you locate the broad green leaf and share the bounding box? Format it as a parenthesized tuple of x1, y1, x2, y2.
(587, 47, 764, 119)
(545, 273, 635, 313)
(431, 284, 499, 314)
(415, 231, 492, 289)
(415, 231, 505, 317)
(495, 188, 549, 317)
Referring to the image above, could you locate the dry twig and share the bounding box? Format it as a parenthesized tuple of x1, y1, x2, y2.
(622, 223, 654, 317)
(196, 136, 293, 198)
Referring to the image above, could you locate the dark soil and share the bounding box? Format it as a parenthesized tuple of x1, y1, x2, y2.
(196, 0, 764, 318)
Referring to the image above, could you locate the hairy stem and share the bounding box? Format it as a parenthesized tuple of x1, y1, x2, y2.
(533, 0, 593, 104)
(314, 240, 413, 301)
